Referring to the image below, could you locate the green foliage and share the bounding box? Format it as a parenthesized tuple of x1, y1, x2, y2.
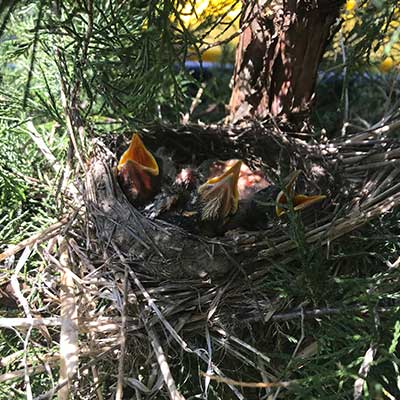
(0, 1, 399, 399)
(256, 211, 400, 399)
(0, 22, 62, 244)
(341, 1, 399, 68)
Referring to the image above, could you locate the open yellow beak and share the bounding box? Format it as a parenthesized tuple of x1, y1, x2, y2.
(198, 160, 242, 220)
(117, 133, 159, 176)
(275, 170, 326, 217)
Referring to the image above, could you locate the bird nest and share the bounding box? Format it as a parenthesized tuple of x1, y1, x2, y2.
(71, 119, 400, 398)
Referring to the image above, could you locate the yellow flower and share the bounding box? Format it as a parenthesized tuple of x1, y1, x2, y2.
(346, 0, 357, 12)
(379, 57, 395, 73)
(177, 0, 241, 63)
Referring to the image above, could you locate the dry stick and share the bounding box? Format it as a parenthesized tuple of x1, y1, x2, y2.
(0, 316, 135, 331)
(112, 244, 190, 351)
(200, 372, 296, 389)
(339, 31, 349, 133)
(182, 82, 206, 124)
(112, 244, 186, 400)
(147, 325, 186, 400)
(258, 192, 400, 260)
(270, 306, 397, 322)
(0, 365, 47, 384)
(0, 350, 24, 368)
(112, 244, 246, 400)
(363, 167, 391, 198)
(374, 167, 400, 196)
(0, 318, 61, 328)
(56, 49, 86, 173)
(33, 345, 119, 400)
(0, 346, 108, 371)
(345, 158, 400, 172)
(10, 246, 34, 400)
(321, 198, 400, 246)
(1, 345, 116, 387)
(26, 120, 61, 173)
(212, 327, 271, 364)
(353, 344, 377, 400)
(0, 217, 68, 262)
(361, 180, 400, 210)
(211, 335, 264, 376)
(3, 355, 58, 386)
(345, 119, 400, 142)
(115, 267, 129, 400)
(58, 239, 79, 400)
(80, 280, 105, 400)
(342, 147, 400, 165)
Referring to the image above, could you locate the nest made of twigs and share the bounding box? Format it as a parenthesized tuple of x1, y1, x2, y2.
(74, 119, 400, 398)
(86, 120, 400, 277)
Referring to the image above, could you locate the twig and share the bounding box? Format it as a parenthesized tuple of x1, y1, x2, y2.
(182, 82, 206, 124)
(58, 239, 79, 400)
(339, 32, 349, 133)
(200, 372, 296, 389)
(33, 345, 118, 400)
(0, 217, 68, 262)
(112, 244, 190, 352)
(0, 365, 47, 384)
(10, 246, 34, 400)
(257, 192, 400, 261)
(147, 326, 186, 400)
(345, 159, 400, 172)
(26, 120, 61, 173)
(56, 49, 86, 172)
(240, 305, 399, 323)
(0, 317, 61, 328)
(353, 344, 377, 400)
(0, 316, 138, 331)
(200, 2, 254, 53)
(112, 244, 185, 400)
(115, 266, 129, 400)
(112, 243, 245, 399)
(0, 350, 24, 367)
(213, 327, 271, 364)
(347, 119, 400, 142)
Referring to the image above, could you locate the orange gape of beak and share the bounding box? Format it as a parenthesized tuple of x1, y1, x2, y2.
(275, 170, 326, 217)
(117, 133, 160, 206)
(198, 160, 242, 221)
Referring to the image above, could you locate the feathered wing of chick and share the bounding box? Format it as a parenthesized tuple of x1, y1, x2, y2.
(143, 167, 198, 220)
(197, 160, 242, 233)
(117, 133, 161, 206)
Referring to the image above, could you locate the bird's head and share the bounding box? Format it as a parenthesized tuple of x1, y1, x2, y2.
(275, 170, 326, 217)
(198, 160, 242, 221)
(117, 133, 160, 205)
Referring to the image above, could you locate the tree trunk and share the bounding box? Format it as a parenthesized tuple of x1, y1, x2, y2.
(229, 0, 344, 127)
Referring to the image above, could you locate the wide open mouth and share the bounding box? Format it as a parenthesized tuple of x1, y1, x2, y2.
(117, 134, 159, 176)
(275, 170, 326, 217)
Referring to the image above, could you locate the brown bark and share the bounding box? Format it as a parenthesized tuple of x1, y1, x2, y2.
(229, 0, 344, 126)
